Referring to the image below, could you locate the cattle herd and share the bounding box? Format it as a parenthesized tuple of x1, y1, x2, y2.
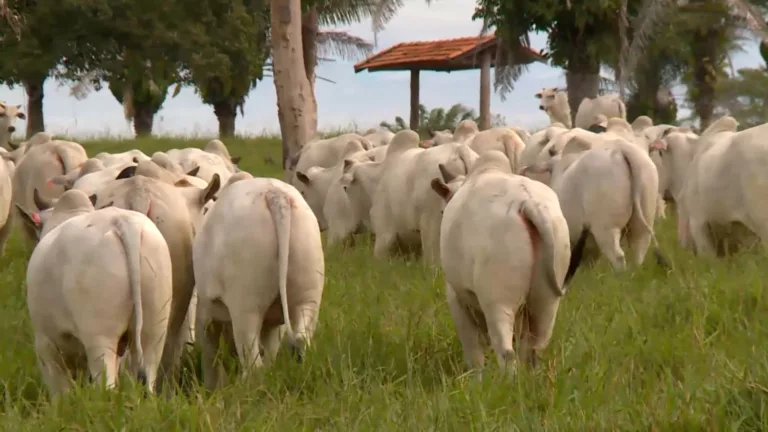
(0, 86, 764, 400)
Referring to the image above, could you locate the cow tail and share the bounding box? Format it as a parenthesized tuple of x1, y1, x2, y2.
(54, 145, 83, 174)
(520, 200, 566, 297)
(114, 217, 147, 384)
(265, 189, 293, 339)
(456, 143, 477, 174)
(619, 147, 671, 270)
(501, 132, 524, 173)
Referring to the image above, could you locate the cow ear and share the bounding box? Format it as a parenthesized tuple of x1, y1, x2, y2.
(534, 92, 542, 99)
(15, 203, 41, 232)
(430, 178, 451, 201)
(174, 179, 193, 187)
(89, 194, 98, 207)
(342, 159, 355, 173)
(438, 163, 456, 183)
(296, 171, 310, 185)
(48, 175, 73, 190)
(200, 173, 220, 206)
(186, 166, 200, 177)
(231, 156, 241, 165)
(116, 165, 137, 180)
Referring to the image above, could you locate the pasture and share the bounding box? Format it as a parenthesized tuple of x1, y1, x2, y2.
(0, 136, 766, 430)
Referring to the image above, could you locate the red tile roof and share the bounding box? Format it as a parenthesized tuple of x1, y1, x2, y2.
(354, 35, 545, 73)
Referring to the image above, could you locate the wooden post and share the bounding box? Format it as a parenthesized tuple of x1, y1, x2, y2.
(479, 49, 491, 130)
(410, 69, 420, 132)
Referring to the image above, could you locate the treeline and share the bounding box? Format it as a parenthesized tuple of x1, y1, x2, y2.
(0, 0, 374, 139)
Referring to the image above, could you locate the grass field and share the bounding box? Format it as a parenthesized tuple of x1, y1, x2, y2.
(0, 136, 767, 430)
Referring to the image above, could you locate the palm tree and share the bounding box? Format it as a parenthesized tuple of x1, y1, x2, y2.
(299, 0, 378, 139)
(618, 0, 768, 129)
(380, 103, 478, 138)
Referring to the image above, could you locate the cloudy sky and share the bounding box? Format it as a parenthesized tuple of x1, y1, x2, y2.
(0, 0, 763, 138)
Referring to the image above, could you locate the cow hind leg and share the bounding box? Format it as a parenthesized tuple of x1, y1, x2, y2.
(419, 215, 441, 266)
(446, 284, 485, 378)
(229, 308, 265, 378)
(689, 218, 717, 258)
(260, 324, 285, 367)
(35, 335, 73, 400)
(287, 302, 321, 363)
(82, 335, 120, 391)
(373, 230, 397, 259)
(196, 303, 228, 391)
(591, 226, 626, 270)
(625, 220, 653, 266)
(482, 301, 518, 378)
(518, 289, 561, 368)
(139, 315, 169, 395)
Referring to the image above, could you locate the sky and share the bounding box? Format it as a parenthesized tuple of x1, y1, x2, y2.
(0, 0, 764, 139)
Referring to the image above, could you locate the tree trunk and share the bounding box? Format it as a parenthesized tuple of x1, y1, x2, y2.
(691, 28, 720, 131)
(478, 50, 491, 130)
(271, 0, 315, 169)
(565, 52, 601, 126)
(213, 101, 236, 137)
(132, 101, 155, 137)
(410, 69, 420, 131)
(23, 76, 46, 138)
(302, 6, 319, 139)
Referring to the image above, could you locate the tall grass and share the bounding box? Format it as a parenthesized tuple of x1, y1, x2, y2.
(0, 136, 766, 429)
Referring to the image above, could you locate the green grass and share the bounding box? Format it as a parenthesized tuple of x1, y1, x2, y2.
(1, 136, 767, 430)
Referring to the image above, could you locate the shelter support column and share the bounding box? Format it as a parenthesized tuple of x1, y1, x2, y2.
(410, 68, 420, 132)
(479, 49, 491, 130)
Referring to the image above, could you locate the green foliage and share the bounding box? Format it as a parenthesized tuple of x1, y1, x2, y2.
(0, 0, 89, 85)
(179, 0, 270, 110)
(715, 67, 768, 128)
(379, 103, 501, 138)
(0, 137, 767, 429)
(472, 0, 644, 94)
(59, 0, 189, 122)
(305, 0, 375, 27)
(626, 90, 678, 125)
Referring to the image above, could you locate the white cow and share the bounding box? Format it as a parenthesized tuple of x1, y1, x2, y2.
(9, 140, 88, 245)
(1, 131, 53, 164)
(0, 102, 26, 151)
(162, 140, 241, 185)
(535, 88, 626, 129)
(193, 177, 325, 390)
(649, 129, 700, 204)
(90, 172, 220, 389)
(287, 133, 372, 182)
(526, 135, 663, 269)
(327, 157, 388, 246)
(674, 116, 768, 255)
(16, 189, 172, 398)
(466, 127, 527, 172)
(293, 146, 383, 231)
(371, 130, 479, 264)
(430, 150, 588, 376)
(93, 149, 151, 167)
(428, 119, 480, 146)
(363, 128, 395, 147)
